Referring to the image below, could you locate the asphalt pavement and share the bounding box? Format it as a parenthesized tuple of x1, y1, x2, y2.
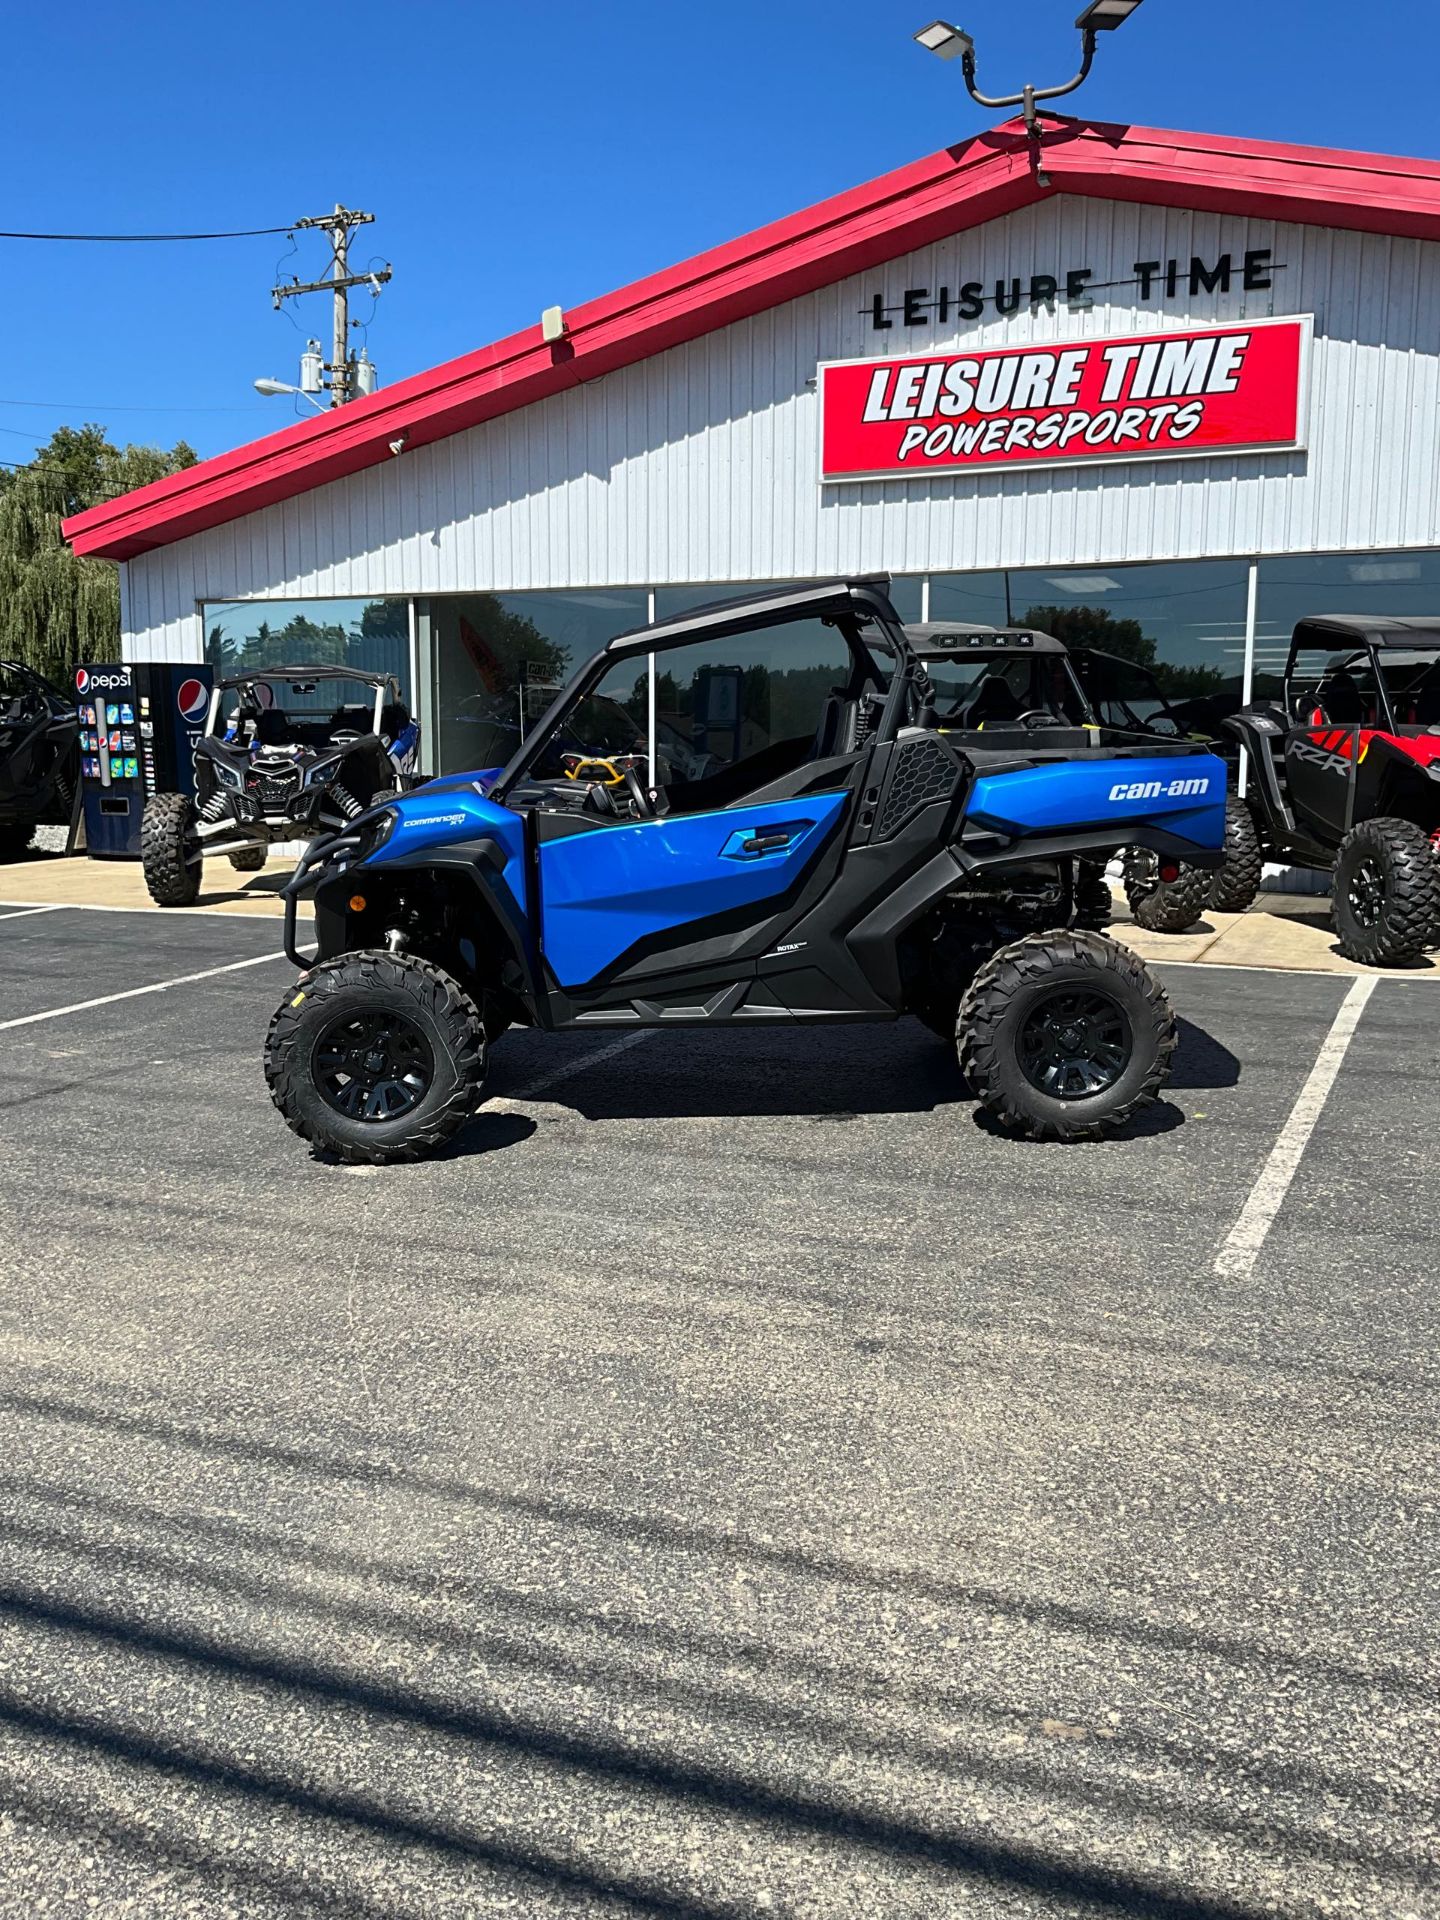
(0, 905, 1434, 1919)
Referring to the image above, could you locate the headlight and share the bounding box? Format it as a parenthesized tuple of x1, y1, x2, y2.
(213, 760, 244, 792)
(304, 756, 341, 789)
(358, 806, 398, 857)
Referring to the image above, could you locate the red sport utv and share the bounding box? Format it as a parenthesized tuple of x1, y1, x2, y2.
(1203, 614, 1440, 965)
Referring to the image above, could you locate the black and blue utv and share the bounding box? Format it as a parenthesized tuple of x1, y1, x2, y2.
(265, 579, 1227, 1161)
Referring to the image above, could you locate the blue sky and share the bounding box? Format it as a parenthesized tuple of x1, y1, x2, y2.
(6, 0, 1437, 468)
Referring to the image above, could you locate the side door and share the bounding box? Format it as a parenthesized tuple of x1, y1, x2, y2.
(1282, 652, 1371, 841)
(531, 615, 871, 994)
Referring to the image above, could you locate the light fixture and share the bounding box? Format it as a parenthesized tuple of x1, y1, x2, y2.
(253, 377, 326, 413)
(388, 431, 408, 457)
(914, 0, 1143, 153)
(1076, 0, 1144, 27)
(913, 20, 974, 60)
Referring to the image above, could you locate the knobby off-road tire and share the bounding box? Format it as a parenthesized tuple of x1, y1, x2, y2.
(227, 845, 268, 872)
(1121, 847, 1211, 933)
(141, 792, 202, 906)
(957, 929, 1176, 1141)
(1331, 816, 1440, 966)
(1208, 796, 1263, 914)
(265, 950, 487, 1164)
(1073, 862, 1113, 933)
(0, 820, 36, 863)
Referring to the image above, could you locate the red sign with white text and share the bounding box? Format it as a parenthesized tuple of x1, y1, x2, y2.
(819, 316, 1309, 482)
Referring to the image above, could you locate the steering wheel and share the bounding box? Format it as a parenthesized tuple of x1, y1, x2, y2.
(1014, 709, 1067, 730)
(623, 766, 654, 819)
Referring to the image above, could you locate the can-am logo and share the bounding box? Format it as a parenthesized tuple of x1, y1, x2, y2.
(1109, 776, 1211, 802)
(75, 666, 129, 693)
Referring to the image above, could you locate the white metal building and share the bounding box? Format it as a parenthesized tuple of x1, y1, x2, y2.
(66, 113, 1440, 779)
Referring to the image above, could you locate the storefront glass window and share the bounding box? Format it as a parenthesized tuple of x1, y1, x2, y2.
(430, 590, 648, 776)
(203, 599, 410, 711)
(1257, 550, 1440, 702)
(930, 562, 1251, 732)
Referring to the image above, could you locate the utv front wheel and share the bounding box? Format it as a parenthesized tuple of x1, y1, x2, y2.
(1332, 817, 1440, 966)
(957, 930, 1176, 1141)
(265, 951, 486, 1164)
(141, 793, 202, 906)
(228, 845, 268, 873)
(1208, 797, 1263, 914)
(1121, 848, 1211, 933)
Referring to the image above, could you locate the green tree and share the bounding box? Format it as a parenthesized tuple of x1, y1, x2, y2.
(1023, 599, 1224, 704)
(0, 425, 196, 682)
(1022, 603, 1155, 666)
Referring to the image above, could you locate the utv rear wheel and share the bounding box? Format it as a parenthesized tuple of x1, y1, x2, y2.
(141, 792, 201, 906)
(1332, 817, 1440, 966)
(227, 845, 268, 872)
(1208, 797, 1263, 914)
(1121, 848, 1211, 933)
(0, 821, 36, 863)
(265, 950, 486, 1164)
(958, 930, 1176, 1141)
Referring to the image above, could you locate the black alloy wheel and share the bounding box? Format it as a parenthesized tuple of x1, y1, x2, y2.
(1345, 856, 1386, 931)
(1018, 987, 1131, 1100)
(314, 1009, 434, 1122)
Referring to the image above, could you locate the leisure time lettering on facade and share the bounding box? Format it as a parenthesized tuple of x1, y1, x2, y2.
(818, 317, 1310, 483)
(866, 250, 1277, 328)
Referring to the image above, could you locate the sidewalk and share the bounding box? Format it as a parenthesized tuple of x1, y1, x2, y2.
(1111, 887, 1440, 978)
(0, 851, 295, 919)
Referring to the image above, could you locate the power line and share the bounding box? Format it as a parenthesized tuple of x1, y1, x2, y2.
(0, 396, 266, 414)
(0, 225, 293, 242)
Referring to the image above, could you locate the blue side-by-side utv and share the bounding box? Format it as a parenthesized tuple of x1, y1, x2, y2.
(265, 578, 1226, 1161)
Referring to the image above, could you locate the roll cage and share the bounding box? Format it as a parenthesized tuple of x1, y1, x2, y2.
(206, 664, 403, 744)
(490, 576, 906, 803)
(1282, 615, 1440, 733)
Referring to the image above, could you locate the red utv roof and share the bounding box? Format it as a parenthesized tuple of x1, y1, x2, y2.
(65, 115, 1440, 562)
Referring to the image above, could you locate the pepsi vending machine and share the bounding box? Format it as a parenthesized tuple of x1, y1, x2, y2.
(76, 662, 213, 856)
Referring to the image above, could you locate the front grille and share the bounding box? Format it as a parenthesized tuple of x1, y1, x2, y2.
(874, 734, 961, 840)
(249, 757, 301, 813)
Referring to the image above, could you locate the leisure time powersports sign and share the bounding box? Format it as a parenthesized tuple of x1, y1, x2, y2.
(818, 315, 1310, 483)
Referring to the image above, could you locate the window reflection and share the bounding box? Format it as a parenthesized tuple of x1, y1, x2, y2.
(203, 599, 410, 713)
(431, 590, 647, 775)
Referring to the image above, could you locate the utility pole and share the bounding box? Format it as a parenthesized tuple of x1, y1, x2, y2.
(270, 206, 391, 405)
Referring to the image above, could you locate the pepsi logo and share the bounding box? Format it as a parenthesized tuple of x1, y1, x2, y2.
(177, 677, 208, 722)
(75, 666, 128, 693)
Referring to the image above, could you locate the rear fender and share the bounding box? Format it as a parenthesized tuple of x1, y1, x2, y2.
(1223, 711, 1290, 836)
(964, 752, 1227, 853)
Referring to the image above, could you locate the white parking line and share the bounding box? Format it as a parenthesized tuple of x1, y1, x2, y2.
(1214, 974, 1376, 1278)
(0, 905, 64, 923)
(0, 900, 312, 922)
(0, 952, 287, 1032)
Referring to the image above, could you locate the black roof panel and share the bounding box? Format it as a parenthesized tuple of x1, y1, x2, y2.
(1292, 614, 1440, 649)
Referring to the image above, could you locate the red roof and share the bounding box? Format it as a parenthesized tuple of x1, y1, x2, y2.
(66, 114, 1440, 561)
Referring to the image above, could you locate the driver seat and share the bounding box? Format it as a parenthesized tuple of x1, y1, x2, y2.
(254, 707, 290, 747)
(960, 676, 1022, 729)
